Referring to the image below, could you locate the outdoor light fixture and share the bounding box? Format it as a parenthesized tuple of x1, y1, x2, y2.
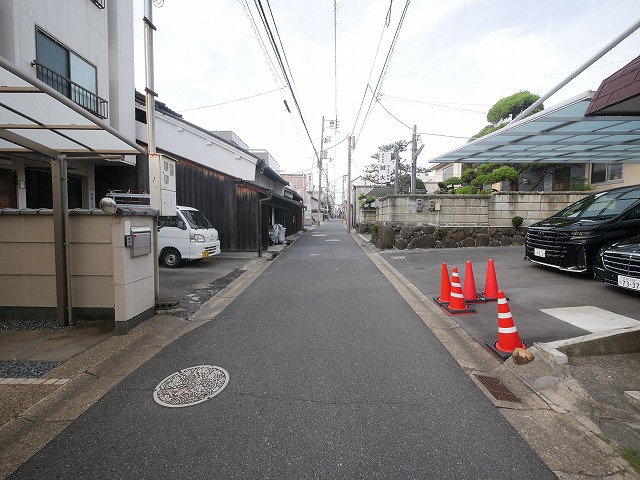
(99, 197, 118, 214)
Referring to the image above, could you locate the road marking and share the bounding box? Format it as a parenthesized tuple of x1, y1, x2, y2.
(325, 239, 340, 242)
(540, 306, 640, 333)
(312, 234, 327, 237)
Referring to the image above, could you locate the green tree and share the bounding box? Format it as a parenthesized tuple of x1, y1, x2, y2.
(363, 140, 410, 184)
(459, 91, 544, 193)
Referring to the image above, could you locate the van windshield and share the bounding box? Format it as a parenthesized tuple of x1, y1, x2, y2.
(182, 210, 213, 229)
(556, 189, 640, 219)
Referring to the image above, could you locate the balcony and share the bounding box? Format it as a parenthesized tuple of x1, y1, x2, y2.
(32, 61, 108, 119)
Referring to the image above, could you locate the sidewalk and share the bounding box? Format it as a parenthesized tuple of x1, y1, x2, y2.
(1, 225, 639, 478)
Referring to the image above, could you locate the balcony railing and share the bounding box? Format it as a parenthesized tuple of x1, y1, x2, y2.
(90, 0, 105, 8)
(32, 61, 109, 119)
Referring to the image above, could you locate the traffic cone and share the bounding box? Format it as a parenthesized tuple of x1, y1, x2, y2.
(443, 266, 475, 315)
(433, 262, 451, 306)
(463, 261, 486, 303)
(483, 258, 499, 301)
(487, 290, 526, 359)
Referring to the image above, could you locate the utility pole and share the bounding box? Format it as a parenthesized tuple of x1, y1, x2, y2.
(347, 135, 353, 233)
(393, 145, 400, 195)
(317, 116, 324, 224)
(411, 125, 417, 194)
(341, 174, 346, 223)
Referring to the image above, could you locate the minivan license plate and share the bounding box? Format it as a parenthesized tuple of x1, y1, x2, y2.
(618, 275, 640, 291)
(534, 248, 546, 258)
(202, 250, 209, 258)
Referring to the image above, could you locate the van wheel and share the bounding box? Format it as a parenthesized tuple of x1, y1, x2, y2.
(161, 248, 182, 268)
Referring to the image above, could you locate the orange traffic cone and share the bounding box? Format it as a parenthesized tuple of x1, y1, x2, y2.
(443, 266, 475, 315)
(488, 290, 526, 358)
(433, 262, 451, 306)
(463, 261, 486, 303)
(483, 258, 499, 301)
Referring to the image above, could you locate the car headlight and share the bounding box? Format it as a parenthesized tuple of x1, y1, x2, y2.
(190, 233, 206, 242)
(568, 231, 598, 239)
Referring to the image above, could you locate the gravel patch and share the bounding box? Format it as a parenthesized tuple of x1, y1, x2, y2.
(0, 361, 62, 378)
(0, 318, 66, 331)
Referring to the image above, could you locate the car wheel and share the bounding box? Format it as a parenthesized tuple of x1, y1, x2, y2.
(161, 248, 182, 268)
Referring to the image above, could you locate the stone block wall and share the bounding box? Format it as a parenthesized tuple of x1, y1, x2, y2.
(371, 224, 525, 251)
(489, 192, 591, 226)
(374, 191, 591, 227)
(376, 194, 490, 225)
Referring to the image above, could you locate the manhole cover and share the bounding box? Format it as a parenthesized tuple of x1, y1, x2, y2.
(153, 365, 229, 408)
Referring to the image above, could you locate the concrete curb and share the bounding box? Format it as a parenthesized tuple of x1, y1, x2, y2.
(532, 324, 640, 366)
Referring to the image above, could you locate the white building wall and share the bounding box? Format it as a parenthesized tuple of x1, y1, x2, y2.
(136, 112, 258, 181)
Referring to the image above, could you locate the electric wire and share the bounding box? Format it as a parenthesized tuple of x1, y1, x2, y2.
(176, 88, 284, 112)
(355, 0, 410, 144)
(254, 0, 319, 165)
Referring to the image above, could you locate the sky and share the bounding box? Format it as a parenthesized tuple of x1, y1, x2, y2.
(132, 0, 640, 200)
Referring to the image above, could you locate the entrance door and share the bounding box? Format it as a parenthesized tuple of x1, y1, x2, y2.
(552, 166, 571, 191)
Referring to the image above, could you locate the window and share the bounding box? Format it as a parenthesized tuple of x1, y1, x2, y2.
(591, 163, 623, 184)
(443, 165, 454, 181)
(35, 29, 107, 118)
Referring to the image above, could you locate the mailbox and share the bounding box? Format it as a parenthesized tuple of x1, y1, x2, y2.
(130, 226, 151, 257)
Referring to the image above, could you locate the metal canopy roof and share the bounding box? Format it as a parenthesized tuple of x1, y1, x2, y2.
(0, 56, 144, 159)
(429, 90, 640, 165)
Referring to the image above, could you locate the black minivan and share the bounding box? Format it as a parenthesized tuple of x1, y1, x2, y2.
(524, 185, 640, 273)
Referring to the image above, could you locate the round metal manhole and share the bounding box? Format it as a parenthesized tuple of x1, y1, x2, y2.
(153, 365, 229, 408)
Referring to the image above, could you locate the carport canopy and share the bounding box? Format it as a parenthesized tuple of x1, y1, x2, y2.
(428, 90, 640, 165)
(0, 55, 144, 158)
(0, 55, 145, 328)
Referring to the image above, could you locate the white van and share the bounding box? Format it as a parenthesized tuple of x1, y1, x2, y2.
(157, 206, 221, 268)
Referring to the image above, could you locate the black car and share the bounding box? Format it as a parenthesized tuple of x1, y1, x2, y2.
(593, 235, 640, 292)
(524, 185, 640, 272)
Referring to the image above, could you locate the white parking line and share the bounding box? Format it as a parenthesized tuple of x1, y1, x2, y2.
(540, 306, 640, 333)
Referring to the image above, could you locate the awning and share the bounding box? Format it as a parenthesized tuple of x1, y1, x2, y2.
(429, 90, 640, 165)
(0, 55, 144, 158)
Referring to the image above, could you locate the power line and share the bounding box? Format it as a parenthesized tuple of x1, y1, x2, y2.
(176, 88, 284, 112)
(355, 0, 411, 144)
(254, 0, 319, 164)
(376, 98, 412, 130)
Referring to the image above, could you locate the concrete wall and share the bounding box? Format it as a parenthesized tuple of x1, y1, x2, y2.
(376, 192, 592, 227)
(0, 209, 155, 333)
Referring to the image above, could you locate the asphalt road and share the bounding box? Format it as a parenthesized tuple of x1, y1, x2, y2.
(10, 220, 554, 479)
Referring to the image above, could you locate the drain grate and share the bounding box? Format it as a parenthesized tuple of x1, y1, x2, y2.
(475, 375, 521, 403)
(153, 365, 229, 408)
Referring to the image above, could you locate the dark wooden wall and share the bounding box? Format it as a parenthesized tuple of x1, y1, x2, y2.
(96, 154, 261, 252)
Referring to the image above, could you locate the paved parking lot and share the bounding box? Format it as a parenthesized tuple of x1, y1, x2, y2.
(382, 245, 640, 349)
(158, 254, 254, 303)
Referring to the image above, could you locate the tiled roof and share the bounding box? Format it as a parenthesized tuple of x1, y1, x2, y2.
(586, 55, 640, 115)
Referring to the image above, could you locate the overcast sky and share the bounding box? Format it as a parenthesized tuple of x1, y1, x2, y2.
(133, 0, 640, 196)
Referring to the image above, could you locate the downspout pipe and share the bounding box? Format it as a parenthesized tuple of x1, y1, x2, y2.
(512, 17, 640, 123)
(258, 191, 273, 258)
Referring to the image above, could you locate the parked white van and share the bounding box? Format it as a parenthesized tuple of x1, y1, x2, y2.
(157, 206, 221, 268)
